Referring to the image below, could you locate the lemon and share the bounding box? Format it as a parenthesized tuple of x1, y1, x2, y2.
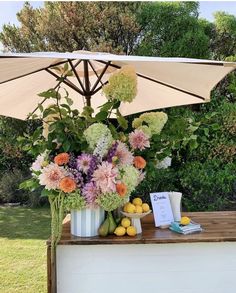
(127, 226, 137, 236)
(114, 226, 126, 236)
(132, 197, 143, 206)
(121, 217, 131, 228)
(180, 216, 191, 225)
(135, 205, 143, 213)
(123, 203, 130, 212)
(126, 203, 136, 214)
(142, 203, 150, 213)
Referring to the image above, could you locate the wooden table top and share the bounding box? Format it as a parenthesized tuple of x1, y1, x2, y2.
(48, 211, 236, 246)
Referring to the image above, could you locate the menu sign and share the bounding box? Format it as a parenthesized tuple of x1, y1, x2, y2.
(150, 192, 174, 227)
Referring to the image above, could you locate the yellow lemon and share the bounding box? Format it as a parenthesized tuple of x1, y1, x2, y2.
(126, 226, 137, 237)
(180, 216, 191, 225)
(123, 203, 130, 212)
(132, 197, 143, 206)
(135, 205, 143, 214)
(114, 226, 126, 236)
(126, 203, 136, 214)
(121, 217, 131, 228)
(142, 203, 150, 213)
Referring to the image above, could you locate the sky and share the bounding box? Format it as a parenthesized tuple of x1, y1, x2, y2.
(0, 0, 236, 50)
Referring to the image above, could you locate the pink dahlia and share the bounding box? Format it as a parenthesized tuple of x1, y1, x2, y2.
(92, 162, 118, 193)
(76, 153, 92, 174)
(82, 182, 99, 207)
(39, 163, 68, 190)
(115, 141, 134, 166)
(129, 129, 150, 151)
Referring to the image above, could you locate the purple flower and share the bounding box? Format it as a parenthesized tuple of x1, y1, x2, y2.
(68, 153, 77, 169)
(87, 155, 99, 181)
(106, 141, 119, 163)
(76, 153, 93, 174)
(82, 182, 98, 207)
(69, 168, 84, 188)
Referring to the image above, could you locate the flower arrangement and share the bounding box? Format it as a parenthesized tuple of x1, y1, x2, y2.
(20, 63, 168, 252)
(33, 123, 147, 213)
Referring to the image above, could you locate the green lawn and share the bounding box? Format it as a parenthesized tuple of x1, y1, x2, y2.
(0, 206, 51, 293)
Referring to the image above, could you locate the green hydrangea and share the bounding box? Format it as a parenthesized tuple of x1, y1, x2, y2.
(96, 192, 124, 212)
(120, 165, 139, 194)
(83, 123, 113, 151)
(138, 125, 152, 137)
(103, 66, 137, 103)
(132, 112, 168, 136)
(63, 191, 86, 212)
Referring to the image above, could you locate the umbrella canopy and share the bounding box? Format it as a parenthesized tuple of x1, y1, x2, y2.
(0, 51, 235, 120)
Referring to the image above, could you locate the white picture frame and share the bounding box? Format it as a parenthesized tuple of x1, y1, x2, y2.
(150, 192, 174, 227)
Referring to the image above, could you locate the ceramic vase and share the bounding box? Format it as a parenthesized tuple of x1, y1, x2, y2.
(71, 207, 105, 237)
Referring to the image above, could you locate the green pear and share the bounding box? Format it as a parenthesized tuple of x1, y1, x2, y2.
(108, 212, 117, 234)
(98, 217, 109, 237)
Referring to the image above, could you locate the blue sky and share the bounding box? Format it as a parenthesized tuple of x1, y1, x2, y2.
(0, 1, 236, 34)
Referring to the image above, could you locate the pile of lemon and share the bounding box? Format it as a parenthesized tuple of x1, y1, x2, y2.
(123, 197, 150, 214)
(114, 217, 137, 237)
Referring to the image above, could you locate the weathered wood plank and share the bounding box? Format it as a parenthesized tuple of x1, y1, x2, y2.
(47, 211, 236, 246)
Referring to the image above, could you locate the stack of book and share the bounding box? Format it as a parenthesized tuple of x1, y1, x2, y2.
(170, 221, 202, 235)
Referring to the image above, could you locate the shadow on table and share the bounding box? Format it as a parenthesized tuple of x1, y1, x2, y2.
(0, 206, 51, 240)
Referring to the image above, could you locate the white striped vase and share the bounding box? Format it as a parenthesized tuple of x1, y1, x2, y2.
(70, 207, 105, 237)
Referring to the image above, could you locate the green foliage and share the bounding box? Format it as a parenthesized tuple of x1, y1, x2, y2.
(136, 2, 210, 58)
(0, 169, 29, 203)
(0, 2, 235, 214)
(210, 12, 236, 59)
(0, 2, 141, 54)
(179, 160, 236, 211)
(134, 168, 179, 203)
(186, 101, 236, 163)
(0, 117, 38, 172)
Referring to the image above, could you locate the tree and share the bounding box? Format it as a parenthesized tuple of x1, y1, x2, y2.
(136, 1, 210, 58)
(210, 11, 236, 59)
(0, 1, 141, 54)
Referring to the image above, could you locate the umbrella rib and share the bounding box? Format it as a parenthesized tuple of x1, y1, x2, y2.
(90, 61, 111, 93)
(0, 60, 70, 85)
(137, 73, 205, 101)
(88, 60, 105, 88)
(67, 59, 87, 94)
(93, 81, 108, 95)
(45, 68, 85, 96)
(97, 61, 205, 101)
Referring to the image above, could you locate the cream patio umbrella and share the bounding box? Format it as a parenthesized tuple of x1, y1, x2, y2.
(0, 51, 235, 120)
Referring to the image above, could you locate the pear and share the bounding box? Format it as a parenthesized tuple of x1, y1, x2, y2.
(108, 212, 117, 234)
(98, 217, 109, 237)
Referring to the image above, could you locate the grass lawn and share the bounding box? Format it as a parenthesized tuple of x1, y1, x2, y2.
(0, 206, 51, 293)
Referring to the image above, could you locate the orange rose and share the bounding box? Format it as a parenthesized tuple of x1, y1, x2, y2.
(59, 177, 76, 193)
(133, 156, 146, 169)
(116, 182, 128, 197)
(54, 153, 70, 165)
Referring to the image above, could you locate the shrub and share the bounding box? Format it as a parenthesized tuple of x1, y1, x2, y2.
(0, 168, 46, 207)
(0, 169, 29, 203)
(133, 167, 179, 204)
(179, 160, 236, 211)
